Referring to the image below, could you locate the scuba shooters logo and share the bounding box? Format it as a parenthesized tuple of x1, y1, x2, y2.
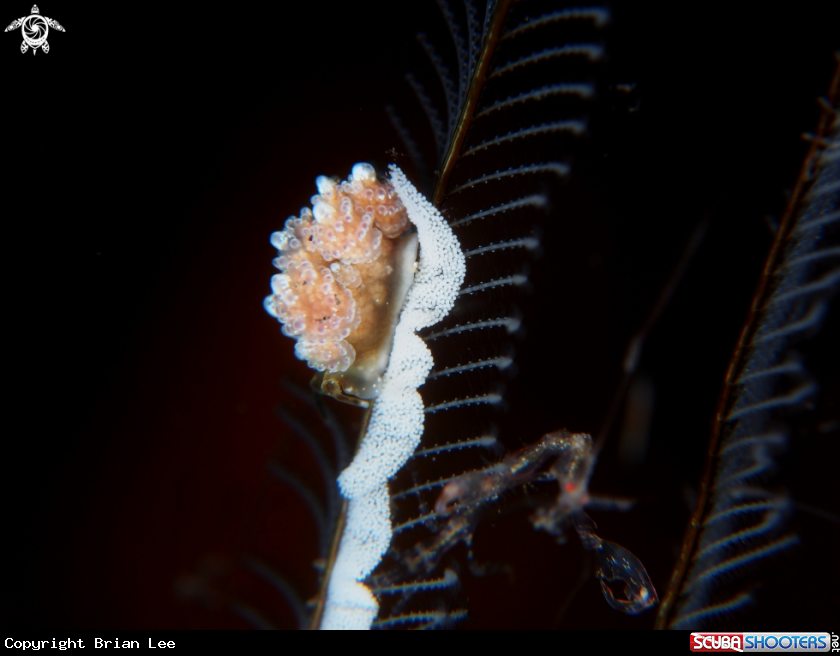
(4, 5, 64, 54)
(690, 633, 832, 653)
(692, 635, 745, 652)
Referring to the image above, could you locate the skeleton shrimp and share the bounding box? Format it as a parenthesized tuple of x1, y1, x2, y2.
(434, 430, 658, 614)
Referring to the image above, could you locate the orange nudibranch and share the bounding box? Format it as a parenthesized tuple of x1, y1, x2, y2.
(265, 163, 419, 402)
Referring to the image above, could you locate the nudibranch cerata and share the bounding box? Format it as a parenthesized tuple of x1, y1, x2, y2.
(264, 164, 466, 629)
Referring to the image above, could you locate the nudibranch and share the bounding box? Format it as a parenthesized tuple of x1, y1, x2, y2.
(265, 162, 419, 403)
(265, 164, 466, 629)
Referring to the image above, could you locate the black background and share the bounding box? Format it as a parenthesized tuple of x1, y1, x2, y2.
(3, 1, 838, 630)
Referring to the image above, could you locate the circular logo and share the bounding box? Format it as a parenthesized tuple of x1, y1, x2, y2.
(21, 14, 48, 49)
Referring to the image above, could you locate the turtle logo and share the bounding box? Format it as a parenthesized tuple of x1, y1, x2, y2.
(4, 5, 64, 55)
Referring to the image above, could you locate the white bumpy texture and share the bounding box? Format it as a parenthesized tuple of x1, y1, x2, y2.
(320, 165, 466, 630)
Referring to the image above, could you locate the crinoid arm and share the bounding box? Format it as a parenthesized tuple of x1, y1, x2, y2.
(657, 57, 840, 632)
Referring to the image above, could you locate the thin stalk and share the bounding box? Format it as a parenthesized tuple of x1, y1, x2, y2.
(433, 0, 514, 206)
